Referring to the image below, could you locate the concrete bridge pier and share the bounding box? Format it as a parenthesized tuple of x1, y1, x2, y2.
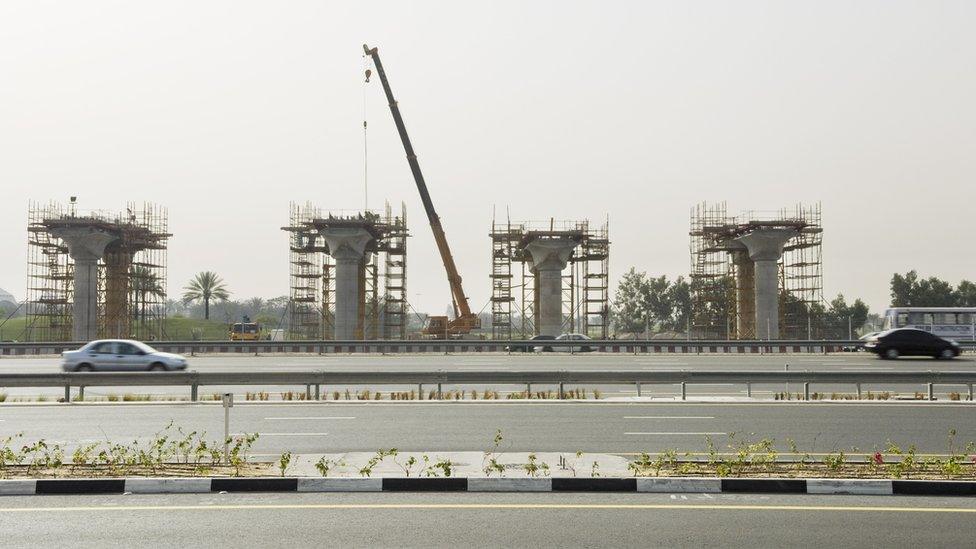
(50, 226, 119, 342)
(320, 228, 374, 340)
(523, 237, 579, 337)
(734, 229, 797, 340)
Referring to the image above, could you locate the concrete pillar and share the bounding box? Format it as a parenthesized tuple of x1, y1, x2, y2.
(320, 228, 373, 340)
(734, 229, 797, 340)
(103, 251, 133, 338)
(731, 249, 755, 339)
(50, 226, 118, 341)
(523, 238, 578, 337)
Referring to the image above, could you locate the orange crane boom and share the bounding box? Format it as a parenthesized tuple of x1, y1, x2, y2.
(363, 44, 480, 337)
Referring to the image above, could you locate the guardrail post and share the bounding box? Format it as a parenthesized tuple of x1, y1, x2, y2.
(418, 384, 423, 400)
(526, 383, 531, 396)
(680, 382, 686, 401)
(856, 383, 862, 400)
(305, 385, 312, 400)
(437, 383, 442, 400)
(558, 382, 564, 399)
(636, 382, 642, 397)
(746, 382, 751, 398)
(64, 384, 70, 402)
(927, 383, 934, 401)
(314, 384, 320, 401)
(803, 382, 810, 401)
(191, 383, 198, 402)
(78, 386, 85, 401)
(969, 383, 974, 402)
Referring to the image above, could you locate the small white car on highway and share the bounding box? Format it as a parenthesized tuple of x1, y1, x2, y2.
(61, 340, 188, 372)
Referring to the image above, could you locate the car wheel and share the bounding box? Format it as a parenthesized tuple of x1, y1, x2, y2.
(149, 362, 167, 372)
(884, 348, 899, 360)
(938, 349, 956, 360)
(76, 363, 93, 372)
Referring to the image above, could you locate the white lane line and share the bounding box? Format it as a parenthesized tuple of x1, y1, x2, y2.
(263, 417, 355, 420)
(841, 367, 893, 371)
(233, 433, 329, 436)
(625, 432, 725, 436)
(458, 367, 510, 370)
(623, 416, 716, 419)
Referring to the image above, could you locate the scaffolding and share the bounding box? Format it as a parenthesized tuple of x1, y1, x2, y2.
(689, 202, 823, 339)
(490, 217, 610, 339)
(25, 200, 170, 342)
(284, 202, 408, 340)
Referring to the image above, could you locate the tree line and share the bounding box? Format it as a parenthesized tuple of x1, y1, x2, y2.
(611, 268, 976, 338)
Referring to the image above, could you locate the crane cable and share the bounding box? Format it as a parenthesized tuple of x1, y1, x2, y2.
(362, 54, 371, 212)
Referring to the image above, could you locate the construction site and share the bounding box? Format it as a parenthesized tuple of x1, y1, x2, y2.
(490, 217, 610, 339)
(25, 200, 170, 342)
(689, 202, 824, 340)
(284, 202, 408, 340)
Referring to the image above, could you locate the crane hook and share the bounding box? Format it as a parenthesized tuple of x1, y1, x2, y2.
(364, 69, 372, 83)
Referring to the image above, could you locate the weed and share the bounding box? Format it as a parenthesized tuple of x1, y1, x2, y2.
(359, 449, 393, 477)
(482, 429, 506, 477)
(822, 451, 846, 472)
(628, 452, 654, 477)
(523, 453, 541, 477)
(431, 457, 454, 477)
(314, 457, 345, 477)
(593, 389, 602, 399)
(278, 451, 292, 477)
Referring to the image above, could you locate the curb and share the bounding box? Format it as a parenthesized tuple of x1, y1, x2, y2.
(1, 477, 974, 496)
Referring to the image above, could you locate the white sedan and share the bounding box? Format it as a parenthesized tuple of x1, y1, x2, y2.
(61, 340, 188, 372)
(550, 333, 595, 353)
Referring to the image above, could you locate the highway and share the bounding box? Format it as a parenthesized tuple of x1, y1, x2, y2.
(2, 492, 975, 548)
(1, 401, 974, 455)
(0, 353, 973, 400)
(4, 352, 974, 373)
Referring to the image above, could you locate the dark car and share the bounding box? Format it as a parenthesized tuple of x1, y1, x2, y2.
(862, 328, 961, 360)
(505, 335, 556, 353)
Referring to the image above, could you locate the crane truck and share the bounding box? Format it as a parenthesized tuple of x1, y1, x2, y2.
(363, 44, 481, 338)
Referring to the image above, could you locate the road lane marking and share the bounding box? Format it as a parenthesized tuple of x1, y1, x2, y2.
(623, 416, 716, 419)
(0, 503, 974, 514)
(625, 432, 725, 435)
(263, 417, 355, 420)
(232, 433, 328, 436)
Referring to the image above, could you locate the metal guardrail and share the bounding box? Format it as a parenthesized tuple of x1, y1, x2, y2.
(1, 370, 974, 402)
(9, 338, 973, 356)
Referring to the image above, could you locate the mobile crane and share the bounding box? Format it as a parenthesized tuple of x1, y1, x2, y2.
(363, 44, 480, 338)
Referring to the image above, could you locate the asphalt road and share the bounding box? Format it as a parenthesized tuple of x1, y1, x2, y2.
(3, 492, 975, 548)
(2, 401, 974, 455)
(4, 352, 975, 373)
(1, 353, 973, 400)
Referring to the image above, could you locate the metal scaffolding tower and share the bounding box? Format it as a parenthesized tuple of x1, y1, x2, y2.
(284, 202, 408, 340)
(689, 202, 824, 339)
(489, 217, 610, 339)
(25, 200, 170, 342)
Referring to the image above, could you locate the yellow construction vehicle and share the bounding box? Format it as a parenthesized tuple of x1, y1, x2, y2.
(364, 44, 481, 338)
(229, 320, 261, 341)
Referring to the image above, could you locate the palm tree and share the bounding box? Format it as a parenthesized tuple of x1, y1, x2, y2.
(130, 266, 166, 322)
(182, 271, 230, 320)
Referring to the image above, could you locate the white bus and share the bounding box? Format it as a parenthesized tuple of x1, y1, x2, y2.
(882, 307, 976, 341)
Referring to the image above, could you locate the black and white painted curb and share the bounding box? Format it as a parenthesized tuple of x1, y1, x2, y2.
(1, 477, 975, 496)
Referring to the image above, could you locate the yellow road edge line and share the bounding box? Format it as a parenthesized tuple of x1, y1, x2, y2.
(0, 503, 974, 513)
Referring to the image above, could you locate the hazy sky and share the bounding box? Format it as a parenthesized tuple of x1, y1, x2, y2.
(1, 0, 973, 314)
